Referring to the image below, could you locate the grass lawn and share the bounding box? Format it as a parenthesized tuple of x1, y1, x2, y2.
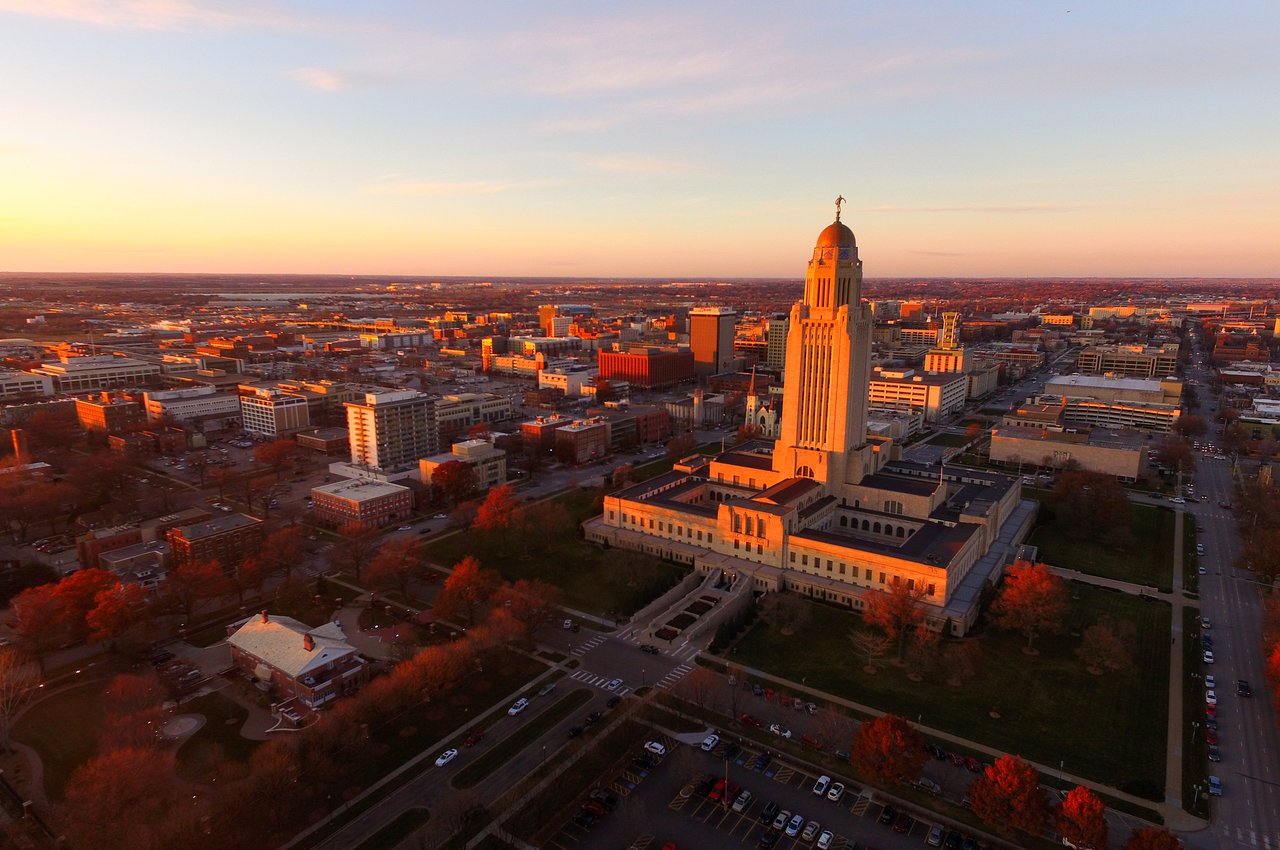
(12, 679, 108, 800)
(1181, 606, 1210, 817)
(730, 586, 1171, 798)
(452, 687, 594, 789)
(175, 692, 261, 783)
(928, 432, 974, 448)
(429, 488, 689, 617)
(1183, 516, 1201, 596)
(1030, 502, 1175, 590)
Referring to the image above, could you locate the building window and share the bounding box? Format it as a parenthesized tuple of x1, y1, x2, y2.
(879, 572, 886, 584)
(734, 540, 740, 550)
(609, 511, 615, 520)
(865, 568, 871, 579)
(708, 534, 713, 543)
(907, 578, 915, 590)
(839, 563, 846, 575)
(790, 552, 796, 562)
(927, 583, 936, 596)
(802, 555, 808, 565)
(697, 530, 703, 541)
(756, 544, 763, 555)
(839, 516, 848, 527)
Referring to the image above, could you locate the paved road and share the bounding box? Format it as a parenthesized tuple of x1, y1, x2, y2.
(1183, 454, 1280, 850)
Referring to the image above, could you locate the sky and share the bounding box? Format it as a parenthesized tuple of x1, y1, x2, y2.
(1, 1, 1278, 278)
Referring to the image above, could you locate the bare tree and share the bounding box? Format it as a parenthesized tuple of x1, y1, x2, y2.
(675, 666, 718, 712)
(850, 630, 891, 674)
(0, 649, 39, 752)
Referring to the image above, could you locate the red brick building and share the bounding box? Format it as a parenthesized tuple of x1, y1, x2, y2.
(598, 347, 694, 390)
(309, 479, 413, 528)
(166, 513, 264, 570)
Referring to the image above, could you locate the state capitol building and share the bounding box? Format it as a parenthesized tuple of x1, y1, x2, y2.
(584, 209, 1037, 635)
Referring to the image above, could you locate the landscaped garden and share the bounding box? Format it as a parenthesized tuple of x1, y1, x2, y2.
(175, 692, 260, 783)
(729, 585, 1171, 797)
(1031, 501, 1175, 590)
(428, 488, 688, 618)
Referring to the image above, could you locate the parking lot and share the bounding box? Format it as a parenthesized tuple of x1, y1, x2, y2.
(540, 733, 993, 850)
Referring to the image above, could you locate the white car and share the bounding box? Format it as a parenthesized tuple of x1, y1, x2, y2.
(606, 677, 623, 691)
(508, 698, 529, 716)
(1204, 650, 1216, 664)
(398, 525, 412, 531)
(802, 821, 821, 842)
(826, 782, 845, 802)
(1171, 496, 1186, 504)
(1206, 674, 1217, 689)
(812, 774, 831, 796)
(1202, 618, 1211, 630)
(644, 741, 667, 757)
(434, 748, 458, 767)
(768, 723, 792, 739)
(1199, 566, 1208, 575)
(701, 733, 720, 752)
(1206, 691, 1218, 706)
(817, 830, 835, 850)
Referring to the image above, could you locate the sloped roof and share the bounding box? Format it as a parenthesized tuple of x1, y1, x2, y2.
(227, 614, 357, 679)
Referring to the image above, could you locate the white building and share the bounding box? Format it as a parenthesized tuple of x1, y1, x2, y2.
(239, 388, 310, 438)
(144, 386, 242, 425)
(434, 392, 513, 435)
(419, 439, 508, 489)
(539, 366, 597, 398)
(0, 369, 54, 400)
(31, 354, 161, 392)
(867, 368, 969, 424)
(344, 389, 437, 476)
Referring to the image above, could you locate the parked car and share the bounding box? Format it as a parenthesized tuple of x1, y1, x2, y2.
(1208, 776, 1223, 796)
(1206, 674, 1217, 689)
(826, 782, 845, 802)
(640, 644, 660, 654)
(768, 723, 792, 739)
(759, 801, 780, 823)
(894, 812, 913, 833)
(915, 777, 942, 795)
(817, 829, 835, 850)
(801, 820, 821, 842)
(879, 805, 897, 825)
(927, 825, 946, 847)
(772, 809, 792, 831)
(1204, 650, 1215, 664)
(1206, 690, 1218, 706)
(644, 741, 667, 757)
(701, 733, 721, 752)
(740, 713, 763, 727)
(732, 789, 754, 812)
(584, 711, 602, 726)
(785, 814, 804, 837)
(606, 677, 624, 691)
(753, 753, 772, 772)
(812, 775, 831, 796)
(1208, 746, 1222, 762)
(757, 831, 779, 848)
(606, 694, 622, 708)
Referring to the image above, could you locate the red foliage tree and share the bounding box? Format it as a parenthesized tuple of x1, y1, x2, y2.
(99, 672, 167, 752)
(849, 713, 926, 786)
(991, 560, 1070, 653)
(253, 438, 298, 480)
(968, 754, 1050, 837)
(862, 579, 927, 662)
(472, 484, 520, 534)
(434, 556, 500, 627)
(257, 525, 307, 580)
(1057, 785, 1108, 850)
(10, 583, 66, 670)
(328, 521, 378, 582)
(1123, 827, 1183, 850)
(366, 537, 427, 598)
(86, 582, 150, 646)
(60, 747, 179, 850)
(433, 460, 476, 504)
(500, 578, 564, 647)
(53, 568, 116, 642)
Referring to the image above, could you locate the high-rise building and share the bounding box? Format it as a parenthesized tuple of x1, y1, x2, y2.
(923, 312, 968, 374)
(771, 215, 876, 497)
(239, 388, 310, 438)
(344, 390, 437, 475)
(765, 314, 789, 372)
(689, 307, 737, 377)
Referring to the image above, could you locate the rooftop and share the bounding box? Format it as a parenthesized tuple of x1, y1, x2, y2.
(226, 613, 359, 679)
(172, 512, 262, 540)
(312, 478, 411, 500)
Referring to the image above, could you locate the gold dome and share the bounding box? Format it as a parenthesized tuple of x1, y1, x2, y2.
(815, 219, 855, 248)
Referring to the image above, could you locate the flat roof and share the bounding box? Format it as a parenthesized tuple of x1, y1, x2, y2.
(173, 512, 261, 540)
(312, 479, 411, 500)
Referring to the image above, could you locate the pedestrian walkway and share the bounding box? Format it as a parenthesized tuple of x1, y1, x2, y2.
(654, 662, 694, 690)
(568, 668, 630, 696)
(571, 634, 607, 657)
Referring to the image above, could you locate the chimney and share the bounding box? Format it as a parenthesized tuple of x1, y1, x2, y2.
(260, 610, 268, 624)
(303, 634, 315, 652)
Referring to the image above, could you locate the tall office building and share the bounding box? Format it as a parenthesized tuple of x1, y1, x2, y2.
(344, 390, 437, 475)
(689, 306, 738, 377)
(765, 314, 789, 371)
(923, 312, 968, 374)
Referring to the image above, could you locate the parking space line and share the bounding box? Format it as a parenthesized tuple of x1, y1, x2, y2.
(773, 766, 795, 784)
(625, 836, 653, 850)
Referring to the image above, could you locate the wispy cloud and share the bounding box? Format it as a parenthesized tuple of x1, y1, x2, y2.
(364, 178, 562, 196)
(0, 0, 304, 31)
(589, 155, 700, 175)
(289, 67, 347, 92)
(861, 204, 1082, 214)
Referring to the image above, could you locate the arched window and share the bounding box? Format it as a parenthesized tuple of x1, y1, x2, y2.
(873, 522, 882, 534)
(796, 465, 815, 479)
(861, 519, 870, 531)
(839, 516, 848, 527)
(896, 526, 906, 538)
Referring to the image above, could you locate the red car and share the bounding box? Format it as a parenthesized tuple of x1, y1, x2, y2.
(463, 731, 485, 748)
(740, 713, 763, 727)
(964, 757, 983, 773)
(1205, 731, 1219, 746)
(1206, 705, 1217, 717)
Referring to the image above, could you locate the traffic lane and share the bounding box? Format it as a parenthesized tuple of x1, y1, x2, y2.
(575, 637, 683, 689)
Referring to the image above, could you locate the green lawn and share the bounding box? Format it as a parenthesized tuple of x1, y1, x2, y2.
(175, 692, 261, 783)
(12, 679, 108, 800)
(731, 586, 1171, 798)
(1031, 502, 1175, 590)
(928, 432, 974, 448)
(354, 807, 430, 850)
(429, 488, 689, 617)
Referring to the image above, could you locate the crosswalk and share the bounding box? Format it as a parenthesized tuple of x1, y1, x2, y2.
(568, 668, 631, 695)
(1231, 828, 1280, 848)
(571, 634, 607, 657)
(655, 662, 694, 690)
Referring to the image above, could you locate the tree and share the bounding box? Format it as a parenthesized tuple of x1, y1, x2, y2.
(1153, 439, 1195, 474)
(1123, 827, 1183, 850)
(665, 432, 697, 460)
(257, 525, 307, 580)
(254, 438, 298, 481)
(329, 522, 378, 582)
(99, 672, 167, 752)
(968, 754, 1049, 837)
(472, 484, 520, 535)
(764, 591, 810, 636)
(0, 648, 38, 753)
(60, 747, 179, 850)
(991, 560, 1069, 654)
(942, 640, 983, 688)
(1052, 470, 1132, 540)
(366, 537, 426, 598)
(850, 713, 926, 786)
(611, 463, 635, 488)
(1237, 528, 1280, 584)
(1057, 785, 1108, 850)
(86, 582, 150, 647)
(11, 583, 66, 671)
(433, 460, 476, 504)
(675, 666, 718, 711)
(862, 580, 927, 662)
(1174, 415, 1208, 439)
(903, 624, 941, 682)
(187, 452, 209, 487)
(210, 466, 238, 500)
(434, 556, 500, 627)
(55, 568, 118, 642)
(850, 630, 892, 674)
(501, 579, 564, 647)
(1076, 616, 1136, 674)
(736, 424, 763, 445)
(165, 559, 226, 622)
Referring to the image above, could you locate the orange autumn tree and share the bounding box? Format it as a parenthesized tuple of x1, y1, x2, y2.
(991, 560, 1069, 654)
(1123, 827, 1183, 850)
(1057, 785, 1108, 850)
(850, 713, 925, 786)
(862, 579, 927, 663)
(434, 556, 500, 627)
(968, 754, 1050, 837)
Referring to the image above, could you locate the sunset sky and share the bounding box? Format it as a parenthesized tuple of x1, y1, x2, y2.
(1, 1, 1278, 278)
